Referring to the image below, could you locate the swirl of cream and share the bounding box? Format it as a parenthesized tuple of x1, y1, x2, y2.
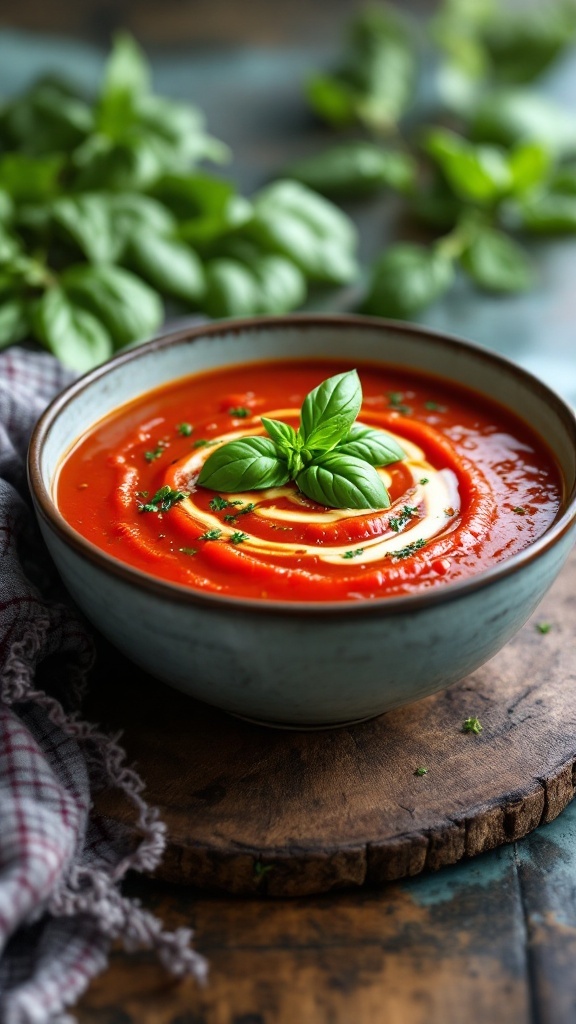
(164, 409, 463, 565)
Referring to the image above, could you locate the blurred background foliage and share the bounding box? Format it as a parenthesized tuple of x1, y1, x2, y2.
(0, 0, 575, 401)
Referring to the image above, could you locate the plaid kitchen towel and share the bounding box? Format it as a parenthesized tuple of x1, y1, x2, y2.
(0, 347, 207, 1024)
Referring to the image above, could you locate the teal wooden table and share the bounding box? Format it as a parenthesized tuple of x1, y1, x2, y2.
(1, 20, 576, 1024)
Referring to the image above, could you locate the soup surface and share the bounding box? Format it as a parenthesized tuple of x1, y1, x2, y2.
(56, 359, 562, 602)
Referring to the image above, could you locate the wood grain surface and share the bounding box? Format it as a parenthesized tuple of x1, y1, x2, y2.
(89, 546, 576, 897)
(77, 861, 533, 1024)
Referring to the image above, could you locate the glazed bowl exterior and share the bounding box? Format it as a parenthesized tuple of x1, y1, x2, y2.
(28, 316, 576, 727)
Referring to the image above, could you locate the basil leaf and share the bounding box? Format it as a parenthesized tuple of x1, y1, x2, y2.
(61, 264, 163, 347)
(250, 254, 307, 315)
(518, 193, 576, 234)
(344, 6, 416, 131)
(72, 137, 161, 192)
(300, 369, 362, 450)
(127, 228, 205, 304)
(0, 191, 13, 223)
(0, 154, 64, 203)
(96, 34, 227, 168)
(51, 194, 121, 264)
(198, 436, 290, 492)
(362, 243, 454, 318)
(186, 199, 253, 247)
(549, 165, 576, 195)
(286, 141, 416, 198)
(508, 142, 550, 196)
(51, 192, 178, 267)
(98, 33, 149, 139)
(250, 180, 358, 285)
(304, 76, 359, 129)
(110, 192, 176, 238)
(156, 172, 235, 219)
(34, 288, 113, 371)
(425, 129, 511, 204)
(0, 225, 23, 263)
(411, 176, 463, 230)
(472, 90, 576, 159)
(101, 32, 150, 103)
(0, 82, 93, 156)
(134, 95, 229, 167)
(337, 426, 405, 466)
(306, 6, 416, 134)
(154, 174, 250, 245)
(204, 259, 260, 317)
(482, 10, 576, 85)
(431, 2, 489, 81)
(461, 227, 533, 292)
(0, 299, 29, 349)
(261, 418, 298, 451)
(0, 253, 46, 289)
(297, 453, 390, 511)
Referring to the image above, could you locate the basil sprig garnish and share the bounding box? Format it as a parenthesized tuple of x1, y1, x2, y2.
(197, 370, 405, 510)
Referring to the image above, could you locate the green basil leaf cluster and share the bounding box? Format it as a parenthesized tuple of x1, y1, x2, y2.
(433, 1, 576, 98)
(198, 370, 405, 511)
(305, 7, 416, 136)
(362, 245, 456, 319)
(0, 35, 358, 369)
(301, 0, 576, 321)
(471, 90, 576, 160)
(285, 142, 416, 199)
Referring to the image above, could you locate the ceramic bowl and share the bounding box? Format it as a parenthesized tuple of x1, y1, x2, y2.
(28, 315, 576, 727)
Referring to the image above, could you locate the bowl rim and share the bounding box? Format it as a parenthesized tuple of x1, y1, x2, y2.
(28, 312, 576, 618)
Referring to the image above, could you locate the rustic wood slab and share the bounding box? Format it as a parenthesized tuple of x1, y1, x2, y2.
(77, 847, 534, 1024)
(90, 547, 576, 897)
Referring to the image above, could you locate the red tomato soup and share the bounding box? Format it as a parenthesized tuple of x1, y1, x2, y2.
(56, 359, 562, 602)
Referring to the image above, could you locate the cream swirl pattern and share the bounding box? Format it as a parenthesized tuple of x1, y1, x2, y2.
(165, 409, 462, 567)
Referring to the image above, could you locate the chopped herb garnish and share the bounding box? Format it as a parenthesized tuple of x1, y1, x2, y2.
(253, 862, 273, 879)
(223, 500, 256, 524)
(513, 506, 527, 515)
(177, 423, 193, 436)
(138, 485, 188, 513)
(178, 547, 197, 556)
(414, 766, 428, 776)
(536, 622, 552, 634)
(342, 547, 365, 559)
(144, 442, 167, 463)
(390, 538, 426, 559)
(388, 504, 419, 532)
(210, 496, 229, 511)
(424, 401, 447, 412)
(420, 478, 429, 485)
(198, 528, 222, 541)
(228, 406, 250, 418)
(462, 717, 483, 734)
(209, 495, 242, 511)
(387, 391, 412, 415)
(230, 531, 250, 544)
(136, 490, 149, 498)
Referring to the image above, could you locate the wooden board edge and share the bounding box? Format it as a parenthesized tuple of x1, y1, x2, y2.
(147, 758, 576, 896)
